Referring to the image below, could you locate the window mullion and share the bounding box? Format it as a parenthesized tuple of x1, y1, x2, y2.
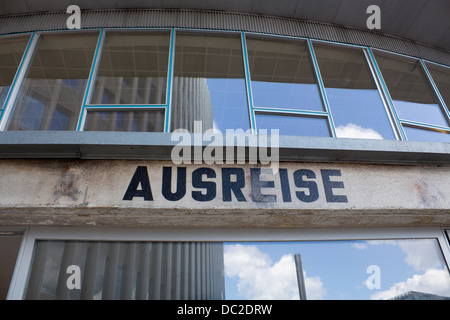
(420, 59, 450, 127)
(165, 28, 176, 133)
(76, 28, 105, 132)
(307, 39, 336, 138)
(241, 32, 257, 134)
(367, 47, 406, 140)
(0, 32, 39, 131)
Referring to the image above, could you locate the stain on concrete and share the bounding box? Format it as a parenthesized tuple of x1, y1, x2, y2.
(53, 165, 81, 202)
(414, 180, 444, 208)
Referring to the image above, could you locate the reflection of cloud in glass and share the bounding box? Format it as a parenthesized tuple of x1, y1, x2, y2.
(336, 123, 383, 140)
(371, 268, 450, 300)
(364, 239, 450, 299)
(224, 244, 325, 300)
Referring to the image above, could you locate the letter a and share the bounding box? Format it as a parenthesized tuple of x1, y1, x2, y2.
(366, 5, 381, 30)
(123, 166, 153, 201)
(66, 265, 81, 290)
(66, 5, 81, 30)
(366, 265, 381, 290)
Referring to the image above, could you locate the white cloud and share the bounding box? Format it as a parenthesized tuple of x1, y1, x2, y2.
(396, 240, 443, 271)
(335, 123, 383, 140)
(365, 239, 444, 271)
(224, 244, 326, 300)
(352, 242, 368, 250)
(371, 268, 450, 300)
(361, 239, 450, 299)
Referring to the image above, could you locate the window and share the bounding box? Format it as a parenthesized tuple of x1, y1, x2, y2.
(404, 126, 450, 143)
(20, 235, 450, 300)
(373, 51, 450, 142)
(225, 239, 450, 300)
(0, 29, 450, 143)
(170, 32, 250, 133)
(0, 232, 23, 300)
(255, 113, 330, 137)
(247, 37, 324, 112)
(246, 36, 330, 137)
(84, 109, 165, 132)
(313, 43, 396, 140)
(0, 35, 30, 109)
(5, 32, 98, 131)
(90, 31, 170, 105)
(425, 62, 450, 111)
(23, 240, 224, 300)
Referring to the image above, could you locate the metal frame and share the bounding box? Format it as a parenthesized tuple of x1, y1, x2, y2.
(6, 225, 450, 300)
(369, 48, 450, 139)
(76, 28, 173, 132)
(0, 32, 38, 131)
(0, 27, 449, 141)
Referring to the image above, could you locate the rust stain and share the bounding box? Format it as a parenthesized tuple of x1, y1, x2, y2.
(414, 180, 442, 208)
(53, 166, 80, 202)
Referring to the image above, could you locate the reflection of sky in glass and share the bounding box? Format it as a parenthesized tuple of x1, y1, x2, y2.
(18, 96, 45, 130)
(0, 86, 10, 107)
(374, 52, 449, 129)
(425, 63, 450, 110)
(252, 81, 324, 111)
(394, 100, 447, 126)
(224, 239, 450, 300)
(247, 37, 324, 113)
(206, 78, 250, 133)
(326, 88, 395, 140)
(404, 126, 450, 143)
(171, 33, 250, 133)
(255, 113, 330, 137)
(312, 44, 396, 140)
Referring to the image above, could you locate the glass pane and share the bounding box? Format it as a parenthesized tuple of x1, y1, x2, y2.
(91, 31, 170, 105)
(6, 32, 98, 131)
(23, 240, 225, 300)
(224, 239, 450, 300)
(246, 37, 324, 112)
(425, 63, 450, 111)
(0, 234, 23, 300)
(84, 109, 165, 132)
(171, 32, 250, 133)
(313, 44, 396, 140)
(255, 113, 330, 137)
(374, 51, 448, 127)
(0, 35, 30, 108)
(23, 238, 450, 300)
(403, 126, 450, 143)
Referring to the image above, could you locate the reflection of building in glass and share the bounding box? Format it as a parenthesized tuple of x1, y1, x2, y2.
(24, 241, 225, 300)
(7, 78, 87, 130)
(92, 76, 167, 105)
(171, 76, 213, 132)
(391, 291, 450, 300)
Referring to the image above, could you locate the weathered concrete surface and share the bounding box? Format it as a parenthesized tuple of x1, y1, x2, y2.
(0, 159, 449, 228)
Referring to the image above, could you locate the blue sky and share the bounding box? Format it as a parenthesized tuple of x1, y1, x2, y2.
(223, 239, 450, 300)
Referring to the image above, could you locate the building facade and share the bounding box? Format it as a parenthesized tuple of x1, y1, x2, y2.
(0, 1, 450, 300)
